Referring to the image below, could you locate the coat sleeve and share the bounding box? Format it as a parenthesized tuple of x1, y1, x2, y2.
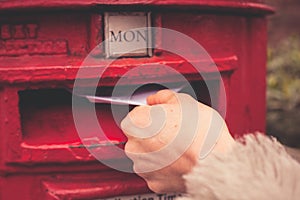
(178, 133, 300, 200)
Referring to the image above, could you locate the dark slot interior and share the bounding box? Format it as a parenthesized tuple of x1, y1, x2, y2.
(18, 81, 218, 145)
(19, 88, 127, 145)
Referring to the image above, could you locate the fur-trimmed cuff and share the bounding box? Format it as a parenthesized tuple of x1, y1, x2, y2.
(180, 133, 300, 200)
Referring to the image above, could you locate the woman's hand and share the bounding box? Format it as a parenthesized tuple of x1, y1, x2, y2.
(121, 90, 235, 193)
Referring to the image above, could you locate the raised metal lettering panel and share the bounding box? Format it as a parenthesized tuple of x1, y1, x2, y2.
(104, 12, 152, 58)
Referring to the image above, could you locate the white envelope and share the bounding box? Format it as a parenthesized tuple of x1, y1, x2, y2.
(83, 84, 185, 106)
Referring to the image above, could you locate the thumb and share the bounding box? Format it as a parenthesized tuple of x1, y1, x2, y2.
(147, 89, 178, 105)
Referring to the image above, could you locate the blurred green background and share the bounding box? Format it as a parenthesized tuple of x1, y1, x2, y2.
(266, 0, 300, 148)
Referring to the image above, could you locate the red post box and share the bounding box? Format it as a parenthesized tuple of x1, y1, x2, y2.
(0, 1, 273, 199)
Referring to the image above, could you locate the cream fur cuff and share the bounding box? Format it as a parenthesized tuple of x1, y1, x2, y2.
(179, 134, 300, 200)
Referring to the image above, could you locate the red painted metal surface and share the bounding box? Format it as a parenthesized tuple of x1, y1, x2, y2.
(0, 1, 273, 199)
(0, 0, 274, 14)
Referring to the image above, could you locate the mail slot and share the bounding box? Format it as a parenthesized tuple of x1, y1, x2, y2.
(0, 1, 273, 199)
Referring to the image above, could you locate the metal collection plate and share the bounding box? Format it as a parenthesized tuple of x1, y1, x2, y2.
(104, 12, 152, 58)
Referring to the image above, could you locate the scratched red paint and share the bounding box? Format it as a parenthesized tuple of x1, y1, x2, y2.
(0, 1, 273, 199)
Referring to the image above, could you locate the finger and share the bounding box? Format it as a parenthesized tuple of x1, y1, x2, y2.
(120, 105, 151, 139)
(147, 89, 178, 105)
(121, 105, 166, 140)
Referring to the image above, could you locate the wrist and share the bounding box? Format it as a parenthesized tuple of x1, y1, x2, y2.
(189, 108, 235, 163)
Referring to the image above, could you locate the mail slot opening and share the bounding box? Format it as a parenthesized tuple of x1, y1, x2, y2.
(18, 88, 127, 147)
(18, 80, 219, 149)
